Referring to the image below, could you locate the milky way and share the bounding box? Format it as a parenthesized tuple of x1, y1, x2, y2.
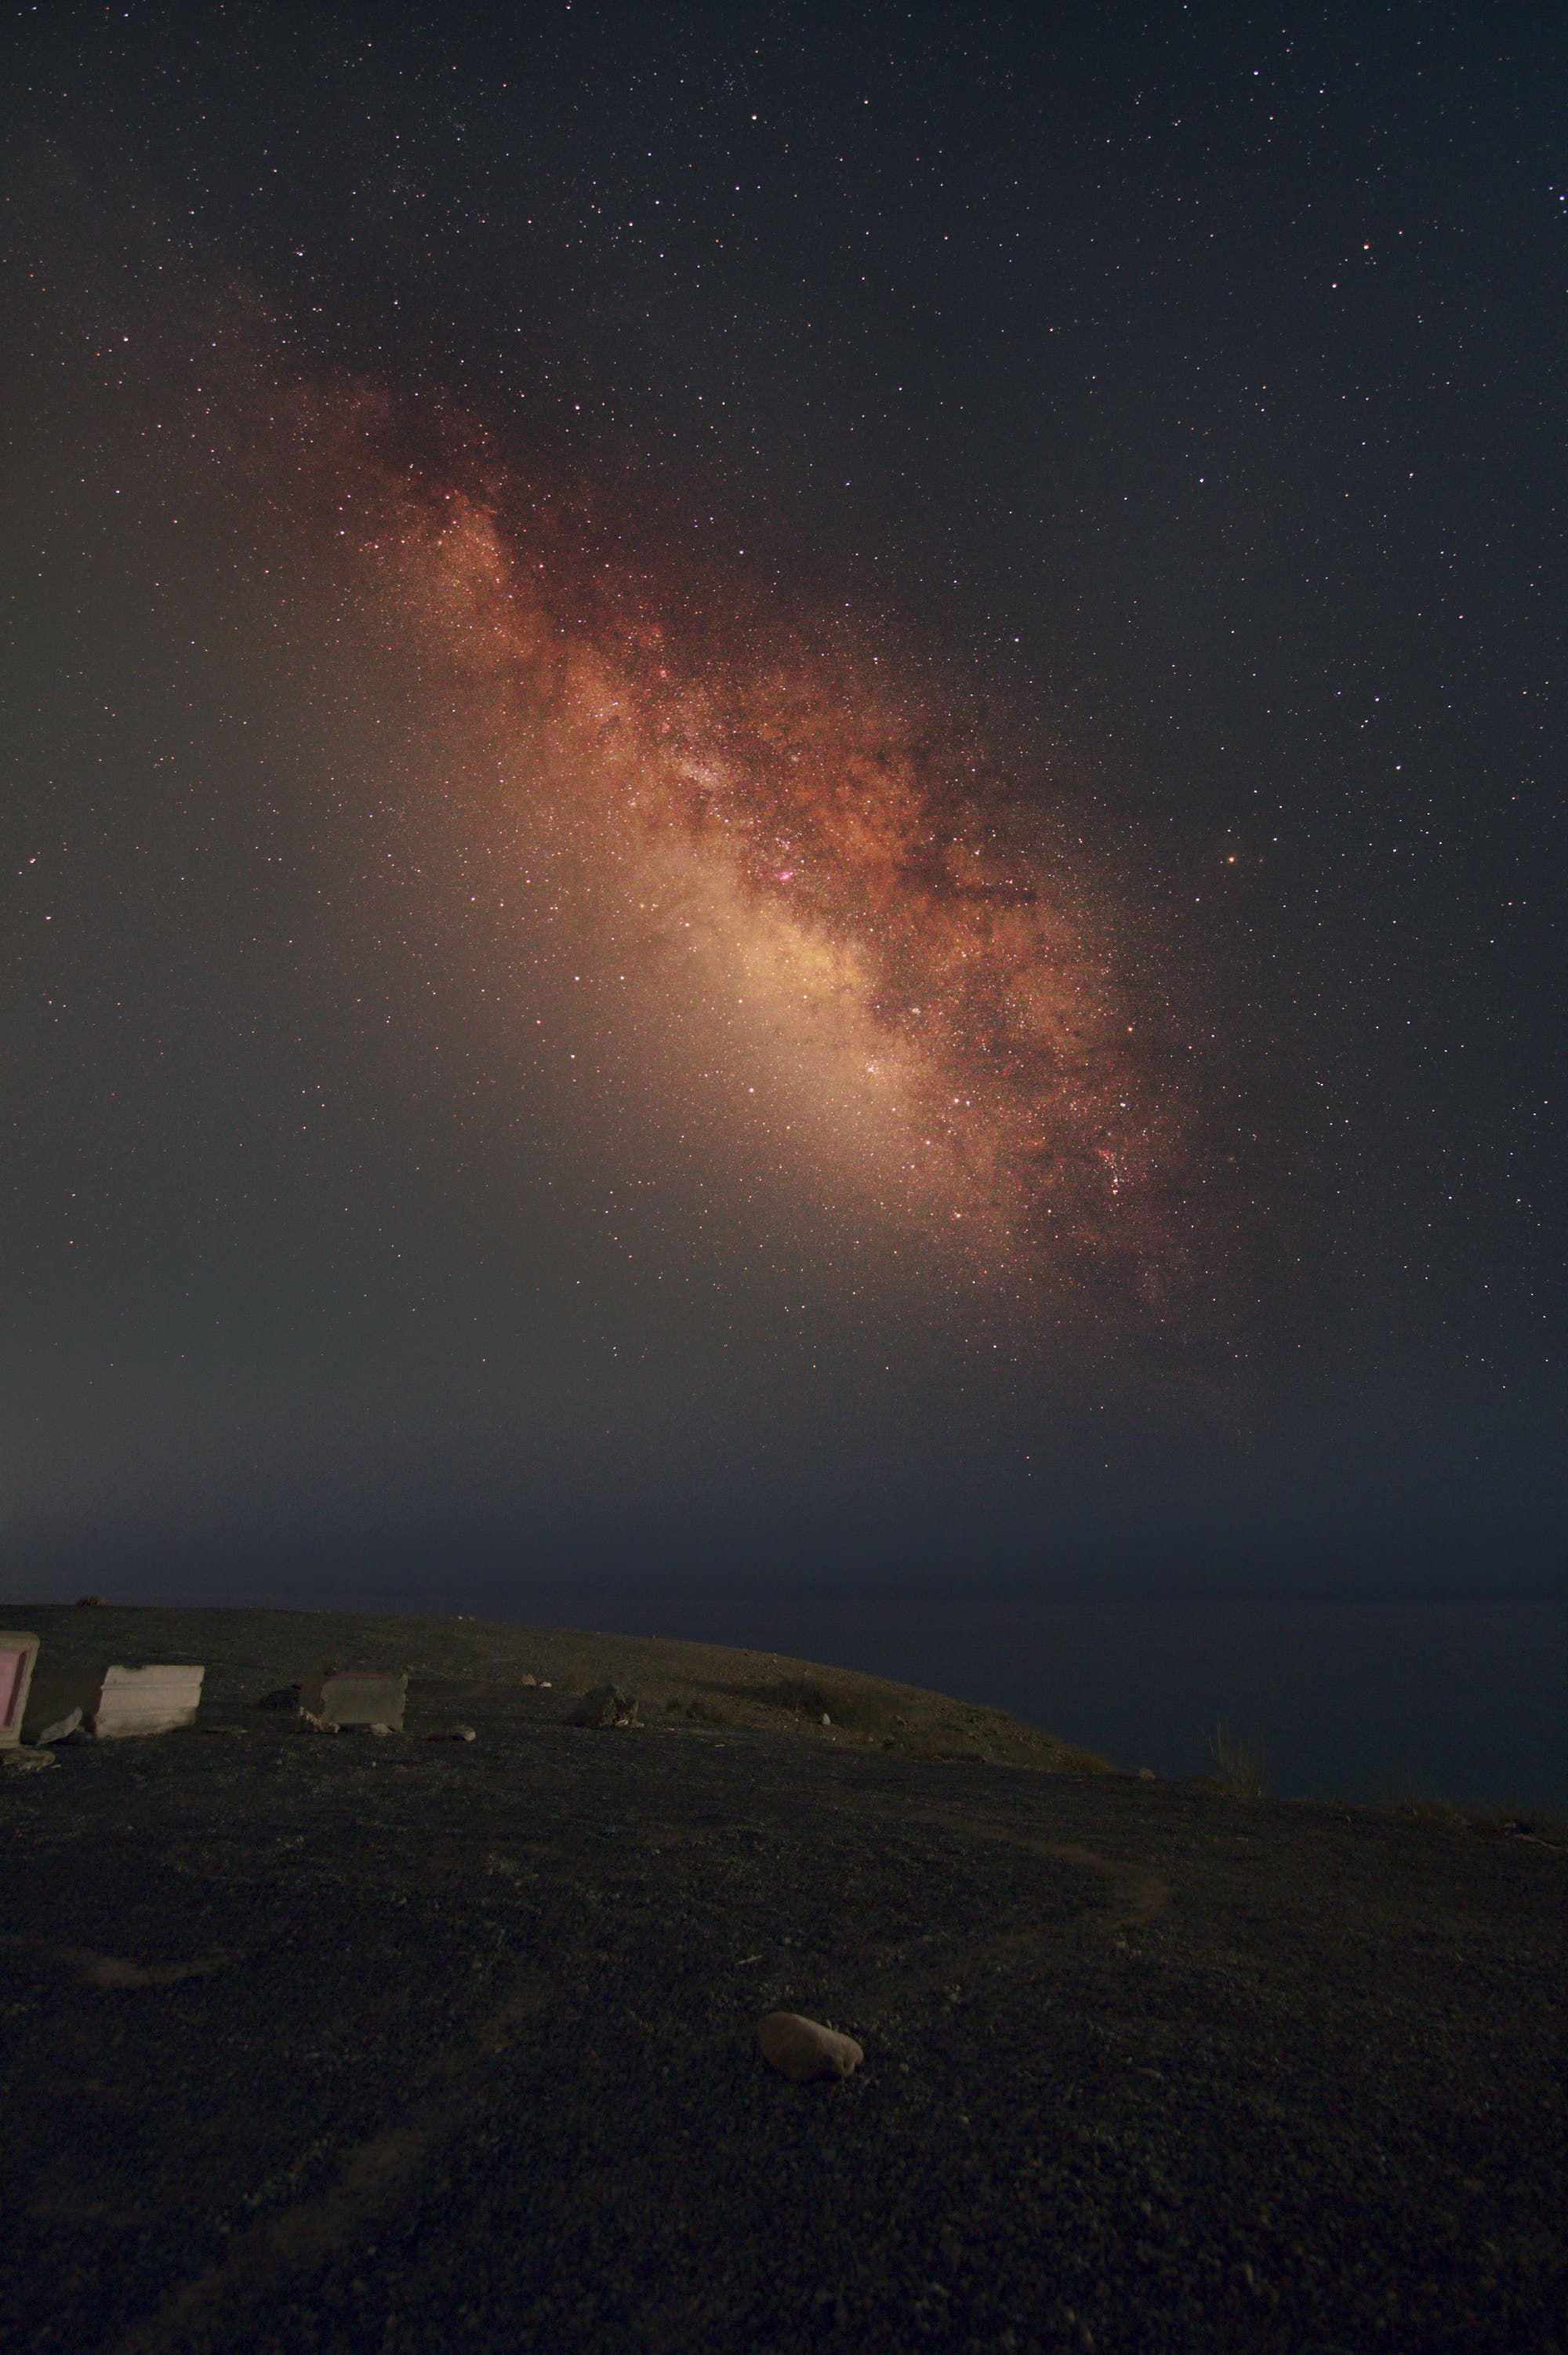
(291, 388, 1218, 1315)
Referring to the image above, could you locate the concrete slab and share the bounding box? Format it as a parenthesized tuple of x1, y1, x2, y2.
(0, 1634, 41, 1748)
(24, 1662, 205, 1739)
(297, 1669, 407, 1730)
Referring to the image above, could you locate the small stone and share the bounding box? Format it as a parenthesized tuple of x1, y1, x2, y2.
(570, 1684, 638, 1728)
(368, 1723, 395, 1737)
(757, 2012, 864, 2084)
(821, 1713, 831, 1727)
(423, 1724, 477, 1743)
(32, 1708, 84, 1746)
(1138, 1766, 1156, 1779)
(519, 1674, 537, 1687)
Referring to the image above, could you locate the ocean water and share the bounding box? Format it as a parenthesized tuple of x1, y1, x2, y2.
(461, 1591, 1566, 1809)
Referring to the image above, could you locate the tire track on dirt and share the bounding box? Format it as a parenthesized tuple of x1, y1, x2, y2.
(833, 1801, 1168, 2012)
(107, 1985, 550, 2355)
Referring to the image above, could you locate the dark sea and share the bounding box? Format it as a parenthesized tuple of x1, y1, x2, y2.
(441, 1590, 1567, 1810)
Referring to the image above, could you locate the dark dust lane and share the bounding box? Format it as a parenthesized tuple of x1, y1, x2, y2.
(2, 1681, 1562, 2354)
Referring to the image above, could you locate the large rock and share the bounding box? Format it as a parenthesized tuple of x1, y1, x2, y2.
(569, 1684, 638, 1728)
(757, 2012, 864, 2084)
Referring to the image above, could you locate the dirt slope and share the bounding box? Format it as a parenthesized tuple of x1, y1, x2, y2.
(2, 1605, 1560, 2355)
(5, 1601, 1115, 1770)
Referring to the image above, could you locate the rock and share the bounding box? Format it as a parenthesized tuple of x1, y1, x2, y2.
(519, 1674, 537, 1687)
(821, 1713, 832, 1726)
(569, 1684, 638, 1728)
(31, 1708, 83, 1746)
(2, 1745, 59, 1772)
(757, 2012, 864, 2084)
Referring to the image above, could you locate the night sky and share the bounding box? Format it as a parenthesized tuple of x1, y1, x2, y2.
(4, 3, 1563, 1615)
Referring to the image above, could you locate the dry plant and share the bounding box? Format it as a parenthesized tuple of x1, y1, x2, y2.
(1381, 1786, 1467, 1826)
(1206, 1722, 1267, 1799)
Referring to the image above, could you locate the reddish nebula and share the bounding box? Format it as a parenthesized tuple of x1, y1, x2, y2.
(298, 388, 1218, 1311)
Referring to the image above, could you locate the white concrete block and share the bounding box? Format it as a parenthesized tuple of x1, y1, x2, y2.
(24, 1662, 205, 1739)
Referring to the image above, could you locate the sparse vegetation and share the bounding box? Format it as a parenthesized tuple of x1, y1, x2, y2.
(713, 1675, 903, 1734)
(9, 1602, 1116, 1775)
(1206, 1722, 1267, 1799)
(1381, 1793, 1567, 1844)
(666, 1696, 733, 1727)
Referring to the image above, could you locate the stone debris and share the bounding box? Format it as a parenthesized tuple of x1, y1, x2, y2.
(2, 1745, 58, 1773)
(299, 1712, 341, 1734)
(424, 1724, 477, 1743)
(569, 1684, 639, 1728)
(31, 1707, 83, 1746)
(757, 2012, 865, 2084)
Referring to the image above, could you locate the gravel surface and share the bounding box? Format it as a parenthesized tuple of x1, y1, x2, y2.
(2, 1607, 1561, 2353)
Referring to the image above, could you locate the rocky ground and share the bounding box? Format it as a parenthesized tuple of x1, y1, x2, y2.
(2, 1605, 1562, 2353)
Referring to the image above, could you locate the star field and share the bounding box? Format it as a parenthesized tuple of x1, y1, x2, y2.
(2, 2, 1561, 1601)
